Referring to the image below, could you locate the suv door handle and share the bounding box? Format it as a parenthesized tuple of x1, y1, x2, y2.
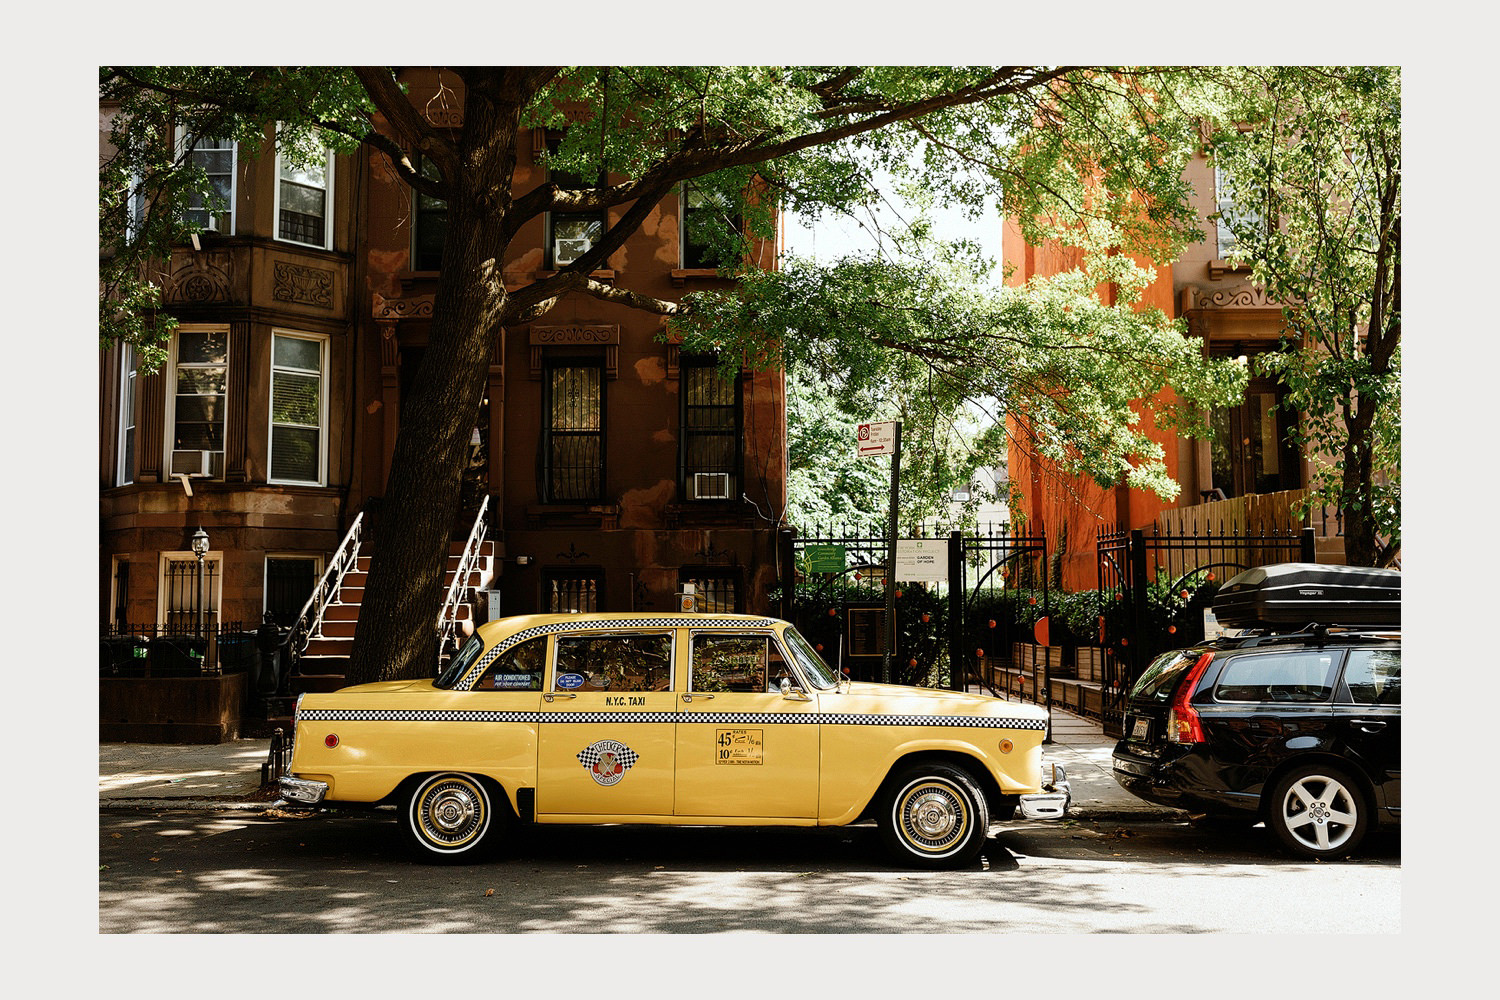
(1350, 719, 1387, 733)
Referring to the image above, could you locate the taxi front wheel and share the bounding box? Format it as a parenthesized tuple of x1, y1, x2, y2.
(879, 764, 990, 869)
(403, 772, 504, 862)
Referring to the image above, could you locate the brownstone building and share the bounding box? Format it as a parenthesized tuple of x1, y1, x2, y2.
(99, 71, 788, 726)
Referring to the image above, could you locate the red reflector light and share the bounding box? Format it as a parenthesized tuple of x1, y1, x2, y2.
(1167, 652, 1214, 744)
(324, 734, 339, 748)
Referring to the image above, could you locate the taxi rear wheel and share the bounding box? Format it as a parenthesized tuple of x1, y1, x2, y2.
(879, 763, 990, 869)
(403, 772, 503, 863)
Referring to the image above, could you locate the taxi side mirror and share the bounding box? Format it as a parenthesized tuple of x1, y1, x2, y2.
(779, 677, 811, 701)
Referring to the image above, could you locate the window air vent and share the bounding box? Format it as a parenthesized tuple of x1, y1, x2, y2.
(693, 472, 731, 500)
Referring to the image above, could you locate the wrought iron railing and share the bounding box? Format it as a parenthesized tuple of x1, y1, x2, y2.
(436, 494, 490, 667)
(280, 512, 364, 686)
(101, 622, 254, 677)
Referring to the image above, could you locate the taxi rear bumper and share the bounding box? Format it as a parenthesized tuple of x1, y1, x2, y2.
(278, 774, 329, 806)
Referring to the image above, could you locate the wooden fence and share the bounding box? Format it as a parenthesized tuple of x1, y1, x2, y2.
(1150, 488, 1312, 581)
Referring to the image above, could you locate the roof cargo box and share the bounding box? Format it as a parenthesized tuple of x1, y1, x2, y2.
(1213, 563, 1400, 630)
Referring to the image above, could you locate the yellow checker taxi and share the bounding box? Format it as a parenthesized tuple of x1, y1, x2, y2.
(279, 613, 1070, 868)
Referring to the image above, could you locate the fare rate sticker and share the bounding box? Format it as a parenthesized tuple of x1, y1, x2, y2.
(715, 729, 764, 765)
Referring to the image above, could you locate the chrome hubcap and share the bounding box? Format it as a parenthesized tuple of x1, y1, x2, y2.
(897, 780, 968, 854)
(429, 788, 476, 833)
(414, 776, 486, 850)
(1282, 775, 1357, 852)
(910, 791, 959, 840)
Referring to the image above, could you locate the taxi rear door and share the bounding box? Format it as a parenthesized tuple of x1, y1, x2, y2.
(535, 630, 678, 817)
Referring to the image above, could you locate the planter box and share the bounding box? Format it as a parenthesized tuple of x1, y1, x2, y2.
(100, 672, 247, 744)
(1075, 647, 1104, 683)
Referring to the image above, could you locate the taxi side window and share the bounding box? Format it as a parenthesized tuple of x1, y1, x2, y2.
(555, 634, 673, 692)
(1340, 648, 1401, 705)
(472, 636, 545, 691)
(692, 635, 791, 693)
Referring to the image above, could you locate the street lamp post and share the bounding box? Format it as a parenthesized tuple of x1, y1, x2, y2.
(191, 527, 209, 637)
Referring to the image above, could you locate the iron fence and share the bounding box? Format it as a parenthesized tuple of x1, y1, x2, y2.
(101, 621, 254, 677)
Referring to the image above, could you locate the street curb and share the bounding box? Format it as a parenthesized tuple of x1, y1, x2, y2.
(100, 798, 280, 813)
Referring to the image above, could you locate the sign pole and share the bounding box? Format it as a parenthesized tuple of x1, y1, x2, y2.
(882, 421, 901, 684)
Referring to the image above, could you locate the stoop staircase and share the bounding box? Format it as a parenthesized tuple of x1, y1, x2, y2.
(264, 498, 495, 732)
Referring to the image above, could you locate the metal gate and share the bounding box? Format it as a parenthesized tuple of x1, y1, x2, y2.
(779, 522, 1047, 692)
(1096, 524, 1315, 735)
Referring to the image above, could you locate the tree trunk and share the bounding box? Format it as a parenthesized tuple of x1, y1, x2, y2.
(1340, 406, 1381, 568)
(346, 81, 520, 684)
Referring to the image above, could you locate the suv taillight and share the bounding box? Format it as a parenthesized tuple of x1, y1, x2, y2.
(1167, 652, 1214, 744)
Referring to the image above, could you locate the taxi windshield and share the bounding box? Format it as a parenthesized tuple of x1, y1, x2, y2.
(781, 626, 839, 691)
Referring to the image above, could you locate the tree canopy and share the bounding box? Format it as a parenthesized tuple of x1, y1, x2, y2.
(101, 65, 1255, 679)
(1205, 66, 1401, 566)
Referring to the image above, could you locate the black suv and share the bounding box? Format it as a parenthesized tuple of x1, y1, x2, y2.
(1111, 564, 1400, 859)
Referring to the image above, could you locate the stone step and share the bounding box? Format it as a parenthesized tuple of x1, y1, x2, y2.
(305, 636, 353, 657)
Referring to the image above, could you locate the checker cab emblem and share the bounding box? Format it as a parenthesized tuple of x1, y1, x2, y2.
(578, 739, 639, 786)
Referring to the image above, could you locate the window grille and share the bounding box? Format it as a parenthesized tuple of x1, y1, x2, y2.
(163, 556, 220, 632)
(681, 571, 739, 613)
(544, 363, 604, 502)
(682, 360, 739, 500)
(545, 571, 602, 613)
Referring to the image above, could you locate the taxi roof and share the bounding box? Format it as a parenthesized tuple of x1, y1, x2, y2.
(475, 612, 788, 642)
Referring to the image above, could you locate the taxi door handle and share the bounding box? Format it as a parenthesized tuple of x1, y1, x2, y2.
(543, 692, 577, 702)
(681, 693, 714, 703)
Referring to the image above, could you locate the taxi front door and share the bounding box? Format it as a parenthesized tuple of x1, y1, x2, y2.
(674, 631, 820, 819)
(535, 631, 677, 817)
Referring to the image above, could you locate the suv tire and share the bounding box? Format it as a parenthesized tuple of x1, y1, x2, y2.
(1266, 763, 1369, 860)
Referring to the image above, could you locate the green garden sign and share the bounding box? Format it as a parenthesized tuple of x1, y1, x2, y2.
(805, 545, 846, 573)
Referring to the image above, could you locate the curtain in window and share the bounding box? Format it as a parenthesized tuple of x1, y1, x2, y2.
(271, 334, 323, 483)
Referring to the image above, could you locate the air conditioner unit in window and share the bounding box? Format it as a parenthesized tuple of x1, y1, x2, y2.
(693, 472, 731, 500)
(554, 238, 591, 266)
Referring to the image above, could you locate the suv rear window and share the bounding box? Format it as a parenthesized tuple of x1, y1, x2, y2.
(1130, 649, 1203, 702)
(1213, 650, 1340, 703)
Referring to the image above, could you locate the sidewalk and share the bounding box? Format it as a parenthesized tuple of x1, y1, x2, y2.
(97, 705, 1187, 821)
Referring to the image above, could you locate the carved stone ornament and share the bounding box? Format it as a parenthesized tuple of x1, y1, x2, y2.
(165, 251, 232, 304)
(529, 324, 620, 379)
(372, 292, 436, 322)
(1187, 283, 1277, 311)
(273, 262, 334, 308)
(423, 108, 464, 129)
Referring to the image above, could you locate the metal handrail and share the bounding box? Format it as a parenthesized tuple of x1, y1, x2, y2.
(436, 495, 490, 667)
(280, 511, 364, 685)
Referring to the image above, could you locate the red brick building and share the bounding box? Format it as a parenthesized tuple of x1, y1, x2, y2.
(1003, 149, 1339, 591)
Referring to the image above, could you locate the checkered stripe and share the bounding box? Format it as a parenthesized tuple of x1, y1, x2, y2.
(294, 707, 1043, 730)
(297, 709, 547, 723)
(817, 713, 1047, 731)
(577, 742, 640, 770)
(456, 617, 778, 690)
